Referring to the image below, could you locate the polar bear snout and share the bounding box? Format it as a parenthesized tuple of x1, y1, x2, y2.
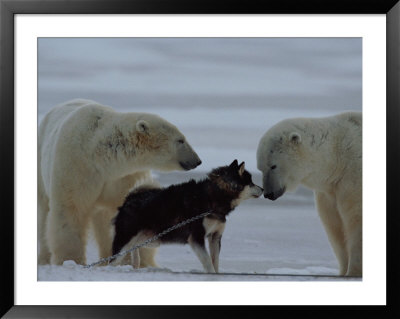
(180, 158, 202, 170)
(262, 173, 285, 200)
(177, 141, 202, 171)
(178, 150, 202, 170)
(263, 187, 285, 200)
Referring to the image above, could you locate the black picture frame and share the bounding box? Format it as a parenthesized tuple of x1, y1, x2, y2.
(1, 0, 399, 318)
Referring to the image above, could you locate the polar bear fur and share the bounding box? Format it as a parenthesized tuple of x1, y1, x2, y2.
(38, 99, 201, 265)
(256, 112, 362, 276)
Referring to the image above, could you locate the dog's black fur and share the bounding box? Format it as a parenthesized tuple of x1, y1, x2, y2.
(111, 159, 262, 271)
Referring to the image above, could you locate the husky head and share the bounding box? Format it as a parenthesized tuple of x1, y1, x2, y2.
(208, 160, 263, 204)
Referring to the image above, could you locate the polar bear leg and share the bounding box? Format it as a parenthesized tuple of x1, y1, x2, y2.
(340, 208, 362, 277)
(345, 227, 362, 276)
(92, 207, 114, 261)
(47, 203, 89, 265)
(38, 193, 51, 264)
(38, 163, 52, 264)
(315, 191, 348, 276)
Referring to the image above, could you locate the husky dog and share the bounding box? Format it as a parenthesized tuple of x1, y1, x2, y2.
(111, 160, 263, 273)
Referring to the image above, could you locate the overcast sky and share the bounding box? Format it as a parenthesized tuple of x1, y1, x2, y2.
(38, 37, 362, 115)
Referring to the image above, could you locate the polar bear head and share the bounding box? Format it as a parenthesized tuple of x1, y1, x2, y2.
(129, 113, 202, 172)
(256, 119, 312, 200)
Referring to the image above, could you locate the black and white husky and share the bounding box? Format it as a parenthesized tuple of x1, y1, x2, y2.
(111, 160, 263, 273)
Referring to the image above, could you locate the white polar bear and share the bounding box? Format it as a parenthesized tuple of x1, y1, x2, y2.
(38, 99, 201, 265)
(256, 112, 362, 276)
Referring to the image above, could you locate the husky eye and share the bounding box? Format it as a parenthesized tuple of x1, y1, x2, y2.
(271, 165, 277, 170)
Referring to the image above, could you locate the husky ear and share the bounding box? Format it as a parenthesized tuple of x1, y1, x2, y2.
(136, 120, 149, 134)
(229, 159, 238, 169)
(238, 161, 245, 176)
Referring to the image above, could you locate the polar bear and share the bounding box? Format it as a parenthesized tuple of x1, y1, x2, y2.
(256, 112, 362, 276)
(38, 99, 202, 266)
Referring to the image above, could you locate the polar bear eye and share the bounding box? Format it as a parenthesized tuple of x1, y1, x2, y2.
(271, 165, 277, 170)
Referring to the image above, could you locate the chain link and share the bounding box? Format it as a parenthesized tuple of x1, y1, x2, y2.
(83, 210, 212, 269)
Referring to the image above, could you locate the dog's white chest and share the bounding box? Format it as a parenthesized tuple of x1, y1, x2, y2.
(203, 217, 225, 236)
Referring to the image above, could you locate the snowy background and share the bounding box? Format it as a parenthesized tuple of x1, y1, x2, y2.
(38, 38, 362, 281)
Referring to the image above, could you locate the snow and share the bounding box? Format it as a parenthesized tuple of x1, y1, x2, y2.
(37, 38, 362, 281)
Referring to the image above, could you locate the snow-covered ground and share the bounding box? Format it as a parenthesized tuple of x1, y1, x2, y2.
(37, 38, 362, 281)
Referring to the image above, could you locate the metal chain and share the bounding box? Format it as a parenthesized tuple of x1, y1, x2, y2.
(83, 210, 212, 269)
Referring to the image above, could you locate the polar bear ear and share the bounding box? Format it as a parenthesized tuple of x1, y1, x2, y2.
(289, 132, 301, 144)
(136, 120, 149, 133)
(238, 161, 245, 176)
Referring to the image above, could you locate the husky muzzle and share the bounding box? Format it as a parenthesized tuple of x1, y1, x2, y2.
(251, 184, 264, 198)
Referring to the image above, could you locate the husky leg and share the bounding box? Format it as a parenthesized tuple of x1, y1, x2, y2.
(208, 233, 223, 273)
(111, 231, 150, 268)
(112, 247, 139, 266)
(131, 249, 141, 269)
(110, 251, 128, 266)
(189, 235, 215, 273)
(138, 247, 159, 268)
